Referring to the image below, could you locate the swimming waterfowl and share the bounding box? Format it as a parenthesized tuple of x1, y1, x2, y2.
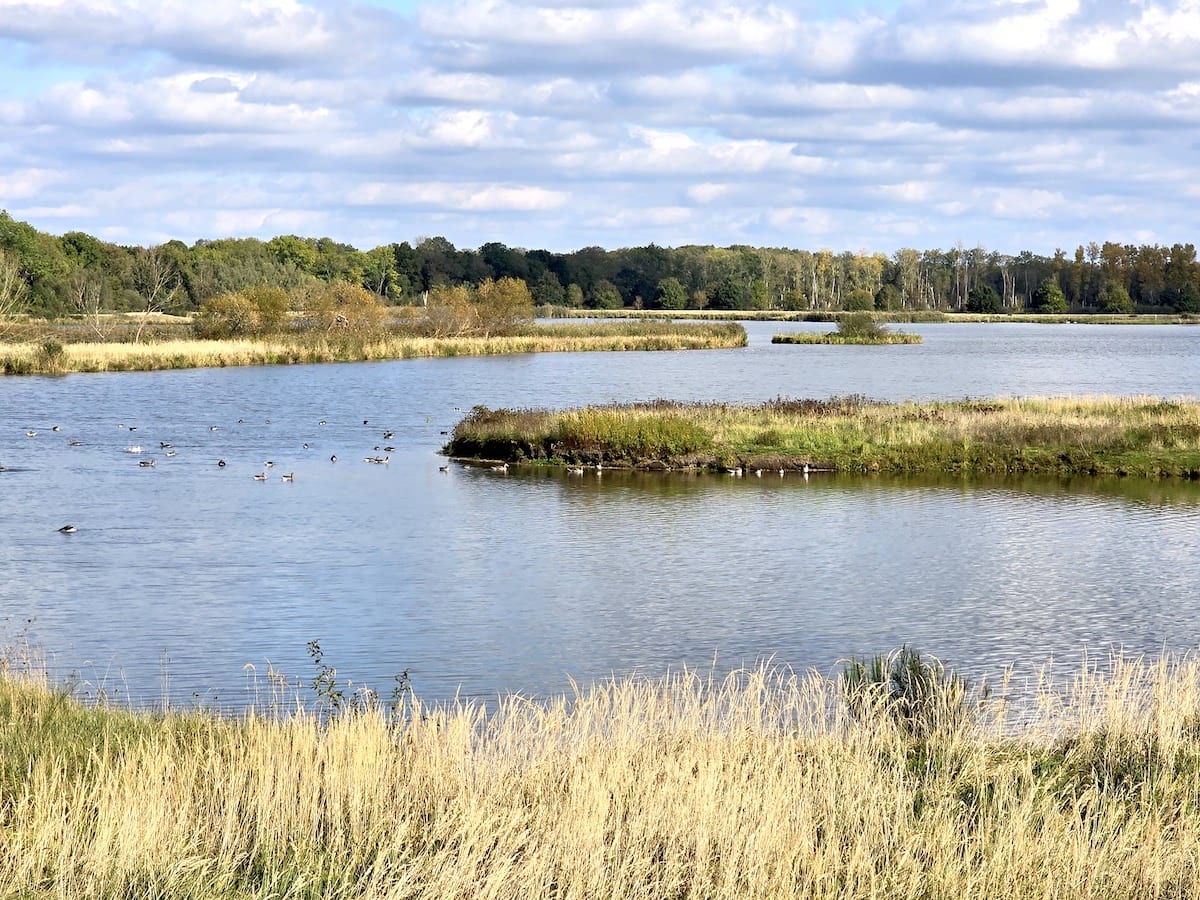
(264, 461, 274, 468)
(159, 442, 172, 448)
(281, 472, 295, 482)
(330, 455, 338, 463)
(319, 420, 327, 426)
(165, 450, 177, 458)
(491, 462, 509, 473)
(58, 524, 76, 534)
(51, 425, 60, 432)
(125, 445, 143, 453)
(253, 472, 268, 481)
(25, 430, 36, 437)
(68, 440, 83, 446)
(568, 466, 585, 475)
(217, 459, 227, 467)
(383, 431, 394, 439)
(138, 459, 155, 468)
(439, 464, 450, 472)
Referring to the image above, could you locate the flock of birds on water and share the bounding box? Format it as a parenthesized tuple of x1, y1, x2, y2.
(10, 406, 814, 536)
(7, 414, 470, 536)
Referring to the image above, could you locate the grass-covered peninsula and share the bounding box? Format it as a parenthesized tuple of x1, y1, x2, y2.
(0, 320, 746, 375)
(446, 395, 1200, 477)
(5, 654, 1200, 899)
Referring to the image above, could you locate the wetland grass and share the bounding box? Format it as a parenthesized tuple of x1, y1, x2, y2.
(446, 396, 1200, 477)
(0, 321, 745, 376)
(7, 655, 1200, 898)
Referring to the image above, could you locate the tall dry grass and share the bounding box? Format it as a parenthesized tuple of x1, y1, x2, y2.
(5, 656, 1200, 898)
(0, 323, 745, 375)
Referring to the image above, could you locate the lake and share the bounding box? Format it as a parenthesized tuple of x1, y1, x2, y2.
(2, 321, 1199, 708)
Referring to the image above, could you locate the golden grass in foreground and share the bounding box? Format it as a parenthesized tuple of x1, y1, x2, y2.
(0, 323, 746, 375)
(6, 657, 1200, 898)
(447, 395, 1200, 476)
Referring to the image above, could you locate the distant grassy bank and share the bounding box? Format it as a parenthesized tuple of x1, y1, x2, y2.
(539, 306, 1199, 325)
(6, 656, 1200, 898)
(446, 396, 1200, 477)
(0, 321, 745, 375)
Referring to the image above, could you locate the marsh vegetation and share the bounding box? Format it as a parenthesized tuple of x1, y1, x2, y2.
(447, 395, 1200, 476)
(771, 312, 923, 345)
(5, 651, 1200, 899)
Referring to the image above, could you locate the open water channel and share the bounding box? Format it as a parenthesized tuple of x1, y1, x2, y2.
(2, 321, 1199, 708)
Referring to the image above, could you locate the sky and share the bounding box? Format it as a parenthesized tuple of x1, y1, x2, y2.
(0, 0, 1198, 255)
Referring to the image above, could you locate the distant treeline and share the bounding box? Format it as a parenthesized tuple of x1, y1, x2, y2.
(2, 209, 1198, 318)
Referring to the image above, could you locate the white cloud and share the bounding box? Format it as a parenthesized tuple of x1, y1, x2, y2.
(0, 0, 1197, 252)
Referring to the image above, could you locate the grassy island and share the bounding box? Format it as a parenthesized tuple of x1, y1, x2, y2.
(0, 321, 746, 376)
(446, 395, 1200, 477)
(772, 312, 922, 345)
(6, 655, 1200, 898)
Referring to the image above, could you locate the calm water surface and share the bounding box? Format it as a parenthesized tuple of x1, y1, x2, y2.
(2, 322, 1199, 707)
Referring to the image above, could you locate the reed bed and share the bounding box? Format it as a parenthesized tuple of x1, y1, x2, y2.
(0, 323, 745, 375)
(771, 332, 922, 345)
(5, 655, 1200, 899)
(446, 396, 1200, 476)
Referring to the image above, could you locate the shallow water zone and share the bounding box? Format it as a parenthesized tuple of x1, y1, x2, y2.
(2, 321, 1199, 707)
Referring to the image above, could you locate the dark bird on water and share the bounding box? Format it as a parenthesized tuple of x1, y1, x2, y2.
(58, 524, 77, 534)
(217, 459, 227, 467)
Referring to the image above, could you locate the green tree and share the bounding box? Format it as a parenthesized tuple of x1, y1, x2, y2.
(874, 284, 901, 311)
(565, 283, 584, 307)
(656, 277, 687, 310)
(589, 279, 623, 309)
(708, 274, 745, 309)
(965, 284, 1002, 314)
(749, 278, 770, 310)
(843, 288, 875, 311)
(530, 270, 565, 307)
(1098, 281, 1134, 314)
(1030, 277, 1068, 314)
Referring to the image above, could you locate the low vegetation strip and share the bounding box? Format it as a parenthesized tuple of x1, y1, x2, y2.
(5, 656, 1200, 898)
(771, 331, 922, 345)
(446, 396, 1200, 477)
(0, 322, 745, 375)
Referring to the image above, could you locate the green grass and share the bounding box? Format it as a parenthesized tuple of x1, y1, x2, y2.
(771, 331, 922, 345)
(446, 396, 1200, 476)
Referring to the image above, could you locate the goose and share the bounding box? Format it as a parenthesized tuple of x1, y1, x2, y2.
(779, 468, 785, 477)
(754, 469, 763, 477)
(138, 459, 156, 468)
(58, 524, 77, 534)
(281, 472, 295, 482)
(491, 462, 509, 473)
(727, 466, 743, 476)
(802, 463, 810, 475)
(253, 472, 268, 481)
(568, 466, 585, 475)
(439, 464, 450, 473)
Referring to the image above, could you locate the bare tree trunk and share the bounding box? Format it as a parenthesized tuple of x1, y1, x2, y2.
(132, 246, 181, 344)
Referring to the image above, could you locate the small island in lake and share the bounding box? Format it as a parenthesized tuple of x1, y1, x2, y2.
(772, 312, 922, 345)
(446, 395, 1200, 478)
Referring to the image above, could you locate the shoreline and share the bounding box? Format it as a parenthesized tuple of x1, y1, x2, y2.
(446, 396, 1200, 478)
(0, 321, 747, 376)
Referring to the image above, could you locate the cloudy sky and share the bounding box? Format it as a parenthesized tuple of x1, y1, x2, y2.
(1, 0, 1197, 254)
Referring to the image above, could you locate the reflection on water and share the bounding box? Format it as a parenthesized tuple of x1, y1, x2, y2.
(1, 322, 1199, 708)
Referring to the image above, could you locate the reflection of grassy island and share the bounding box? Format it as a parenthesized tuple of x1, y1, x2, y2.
(0, 320, 746, 375)
(6, 655, 1200, 897)
(447, 395, 1200, 477)
(772, 312, 922, 345)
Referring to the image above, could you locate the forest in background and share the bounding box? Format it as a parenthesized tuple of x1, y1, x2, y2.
(2, 210, 1198, 320)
